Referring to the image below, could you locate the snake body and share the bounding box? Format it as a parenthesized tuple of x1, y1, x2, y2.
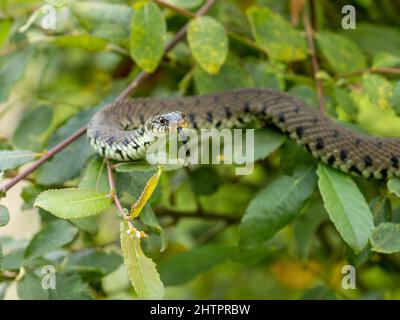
(87, 88, 400, 179)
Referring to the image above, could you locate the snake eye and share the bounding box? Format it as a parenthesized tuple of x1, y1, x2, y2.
(159, 118, 166, 125)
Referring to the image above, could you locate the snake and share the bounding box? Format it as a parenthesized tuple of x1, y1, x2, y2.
(87, 88, 400, 180)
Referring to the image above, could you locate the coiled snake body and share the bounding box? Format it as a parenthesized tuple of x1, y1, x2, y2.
(87, 88, 400, 179)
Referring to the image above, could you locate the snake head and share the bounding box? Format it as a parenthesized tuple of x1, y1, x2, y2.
(145, 111, 189, 136)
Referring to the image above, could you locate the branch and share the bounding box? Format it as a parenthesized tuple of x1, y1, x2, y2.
(303, 13, 325, 114)
(0, 0, 216, 194)
(336, 67, 400, 79)
(153, 0, 196, 18)
(153, 207, 241, 224)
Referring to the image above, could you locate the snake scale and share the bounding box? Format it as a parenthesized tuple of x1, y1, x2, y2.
(87, 88, 400, 180)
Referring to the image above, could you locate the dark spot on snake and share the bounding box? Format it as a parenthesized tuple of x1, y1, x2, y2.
(140, 114, 145, 125)
(315, 137, 324, 150)
(278, 112, 285, 123)
(332, 130, 339, 138)
(391, 156, 399, 169)
(363, 155, 373, 167)
(115, 149, 124, 160)
(350, 165, 362, 175)
(144, 141, 151, 147)
(215, 120, 222, 128)
(244, 102, 251, 113)
(126, 154, 135, 161)
(106, 137, 115, 146)
(328, 155, 336, 166)
(206, 111, 213, 123)
(213, 96, 219, 103)
(224, 106, 232, 119)
(305, 143, 312, 153)
(101, 146, 106, 156)
(355, 139, 361, 147)
(296, 126, 304, 138)
(340, 149, 348, 161)
(375, 141, 383, 148)
(294, 106, 300, 113)
(123, 139, 130, 146)
(260, 103, 268, 115)
(380, 169, 388, 179)
(237, 117, 245, 124)
(312, 118, 319, 125)
(188, 113, 198, 129)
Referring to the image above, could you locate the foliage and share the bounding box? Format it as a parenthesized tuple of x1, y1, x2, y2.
(1, 0, 400, 300)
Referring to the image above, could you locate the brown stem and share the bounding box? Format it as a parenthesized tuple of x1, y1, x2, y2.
(0, 126, 87, 193)
(153, 0, 196, 18)
(153, 207, 241, 224)
(0, 0, 216, 195)
(336, 67, 400, 79)
(303, 13, 325, 114)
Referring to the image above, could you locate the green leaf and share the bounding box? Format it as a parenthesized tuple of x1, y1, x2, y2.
(0, 19, 12, 48)
(66, 249, 122, 275)
(159, 245, 271, 286)
(79, 159, 109, 193)
(1, 248, 25, 270)
(140, 205, 168, 252)
(0, 45, 35, 102)
(188, 16, 228, 74)
(189, 166, 221, 196)
(247, 6, 307, 62)
(346, 23, 400, 57)
(70, 216, 99, 234)
(301, 286, 337, 300)
(194, 58, 254, 95)
(0, 150, 38, 171)
(370, 222, 400, 254)
(34, 188, 111, 219)
(167, 0, 203, 9)
(251, 128, 286, 162)
(37, 109, 95, 185)
(315, 31, 366, 74)
(120, 222, 164, 300)
(25, 220, 78, 259)
(372, 52, 400, 68)
(12, 106, 53, 151)
(70, 0, 132, 41)
(387, 177, 400, 197)
(52, 34, 107, 51)
(294, 201, 328, 259)
(129, 1, 166, 73)
(390, 82, 400, 115)
(334, 87, 358, 117)
(244, 59, 285, 91)
(362, 73, 393, 110)
(17, 272, 50, 300)
(239, 164, 317, 248)
(48, 273, 92, 300)
(0, 205, 10, 227)
(317, 164, 374, 253)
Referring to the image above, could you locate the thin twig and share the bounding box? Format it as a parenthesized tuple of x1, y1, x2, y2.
(153, 207, 241, 224)
(336, 67, 400, 79)
(303, 13, 325, 114)
(153, 0, 196, 18)
(0, 0, 216, 194)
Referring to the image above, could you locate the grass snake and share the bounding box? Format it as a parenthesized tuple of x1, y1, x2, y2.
(87, 88, 400, 180)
